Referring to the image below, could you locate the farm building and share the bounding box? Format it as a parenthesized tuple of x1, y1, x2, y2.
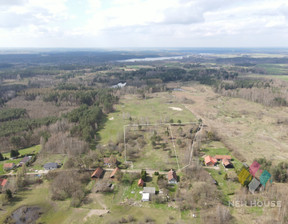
(91, 167, 104, 178)
(43, 163, 59, 170)
(3, 163, 16, 171)
(204, 156, 217, 166)
(167, 169, 177, 184)
(110, 167, 120, 178)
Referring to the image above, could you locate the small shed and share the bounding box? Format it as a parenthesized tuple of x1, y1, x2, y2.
(222, 159, 233, 168)
(138, 178, 144, 187)
(143, 187, 156, 194)
(142, 193, 150, 202)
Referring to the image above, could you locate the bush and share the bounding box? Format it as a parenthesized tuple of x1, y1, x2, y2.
(10, 149, 20, 157)
(0, 152, 4, 161)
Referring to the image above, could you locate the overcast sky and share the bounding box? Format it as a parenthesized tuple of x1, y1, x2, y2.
(0, 0, 287, 48)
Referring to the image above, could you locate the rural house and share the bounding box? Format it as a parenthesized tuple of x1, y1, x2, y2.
(3, 163, 16, 171)
(103, 156, 118, 167)
(19, 156, 32, 166)
(214, 155, 231, 161)
(43, 163, 59, 170)
(0, 178, 8, 192)
(110, 167, 120, 178)
(204, 156, 217, 166)
(91, 167, 104, 178)
(167, 169, 177, 184)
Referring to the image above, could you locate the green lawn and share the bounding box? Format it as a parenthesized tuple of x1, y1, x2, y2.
(99, 94, 196, 144)
(0, 181, 94, 224)
(2, 145, 41, 158)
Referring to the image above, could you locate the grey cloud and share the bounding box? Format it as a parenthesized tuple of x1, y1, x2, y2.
(0, 8, 52, 28)
(0, 0, 27, 6)
(163, 5, 204, 24)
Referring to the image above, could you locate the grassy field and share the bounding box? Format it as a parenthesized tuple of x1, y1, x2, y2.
(199, 141, 242, 202)
(99, 93, 196, 144)
(125, 125, 179, 170)
(244, 73, 288, 81)
(2, 145, 41, 158)
(0, 145, 41, 175)
(175, 84, 288, 163)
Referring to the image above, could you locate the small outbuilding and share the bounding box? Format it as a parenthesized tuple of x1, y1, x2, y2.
(138, 178, 144, 187)
(143, 187, 156, 194)
(222, 158, 234, 168)
(142, 193, 150, 202)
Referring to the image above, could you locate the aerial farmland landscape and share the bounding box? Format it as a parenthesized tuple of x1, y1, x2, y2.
(1, 0, 288, 224)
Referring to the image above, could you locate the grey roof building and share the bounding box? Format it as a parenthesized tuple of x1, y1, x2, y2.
(43, 163, 59, 170)
(143, 187, 156, 194)
(248, 178, 261, 194)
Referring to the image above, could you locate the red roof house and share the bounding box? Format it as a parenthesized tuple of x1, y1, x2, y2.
(91, 167, 104, 178)
(167, 169, 177, 184)
(204, 156, 217, 166)
(110, 167, 120, 178)
(214, 155, 231, 161)
(138, 178, 144, 187)
(3, 163, 15, 170)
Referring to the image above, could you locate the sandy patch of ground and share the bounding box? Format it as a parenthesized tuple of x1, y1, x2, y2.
(169, 107, 183, 111)
(109, 117, 114, 120)
(83, 209, 109, 221)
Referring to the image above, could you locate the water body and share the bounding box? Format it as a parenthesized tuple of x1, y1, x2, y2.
(119, 55, 188, 62)
(6, 206, 42, 224)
